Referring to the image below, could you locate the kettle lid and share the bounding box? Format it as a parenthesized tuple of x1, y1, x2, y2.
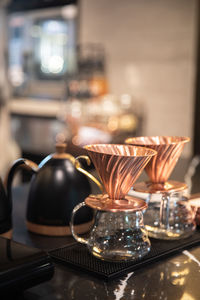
(39, 142, 76, 168)
(52, 143, 75, 162)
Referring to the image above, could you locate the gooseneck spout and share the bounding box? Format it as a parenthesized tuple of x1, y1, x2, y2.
(5, 158, 39, 215)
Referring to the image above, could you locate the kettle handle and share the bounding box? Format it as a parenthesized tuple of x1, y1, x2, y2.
(70, 202, 89, 245)
(74, 156, 104, 192)
(5, 158, 39, 208)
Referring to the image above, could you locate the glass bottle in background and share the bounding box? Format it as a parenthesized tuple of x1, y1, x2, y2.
(89, 44, 108, 98)
(66, 43, 108, 100)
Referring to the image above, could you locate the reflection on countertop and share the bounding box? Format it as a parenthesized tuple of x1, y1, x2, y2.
(24, 247, 200, 300)
(11, 182, 200, 300)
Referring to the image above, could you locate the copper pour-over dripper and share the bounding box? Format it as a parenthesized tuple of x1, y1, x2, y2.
(79, 144, 156, 211)
(125, 136, 190, 193)
(71, 144, 156, 261)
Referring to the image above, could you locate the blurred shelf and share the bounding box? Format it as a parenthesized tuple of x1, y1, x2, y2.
(9, 98, 62, 119)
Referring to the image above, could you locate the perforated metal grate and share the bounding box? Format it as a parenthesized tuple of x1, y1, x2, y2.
(49, 229, 200, 279)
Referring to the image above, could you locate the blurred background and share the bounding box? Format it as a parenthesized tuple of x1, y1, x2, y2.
(0, 0, 199, 178)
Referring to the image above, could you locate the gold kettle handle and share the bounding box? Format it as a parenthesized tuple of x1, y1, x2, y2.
(74, 156, 103, 193)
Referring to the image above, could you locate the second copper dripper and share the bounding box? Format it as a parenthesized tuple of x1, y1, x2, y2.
(125, 136, 189, 193)
(125, 136, 196, 240)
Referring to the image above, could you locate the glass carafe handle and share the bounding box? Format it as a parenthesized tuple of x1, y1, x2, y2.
(70, 202, 90, 245)
(160, 193, 170, 229)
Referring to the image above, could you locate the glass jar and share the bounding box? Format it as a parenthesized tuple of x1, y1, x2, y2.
(70, 202, 150, 262)
(142, 189, 196, 240)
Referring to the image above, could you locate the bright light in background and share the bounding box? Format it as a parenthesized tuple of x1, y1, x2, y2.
(61, 5, 77, 19)
(180, 293, 195, 300)
(36, 19, 68, 75)
(9, 66, 24, 86)
(120, 94, 132, 108)
(73, 126, 111, 147)
(44, 20, 64, 33)
(41, 55, 64, 74)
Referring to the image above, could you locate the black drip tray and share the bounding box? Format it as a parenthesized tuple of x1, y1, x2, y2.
(49, 229, 200, 280)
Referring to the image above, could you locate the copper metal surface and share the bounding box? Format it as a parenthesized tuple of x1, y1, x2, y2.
(125, 136, 190, 183)
(85, 194, 147, 212)
(133, 180, 187, 193)
(84, 144, 156, 200)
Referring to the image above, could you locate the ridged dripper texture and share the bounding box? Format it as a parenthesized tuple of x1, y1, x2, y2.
(84, 144, 156, 200)
(125, 136, 190, 183)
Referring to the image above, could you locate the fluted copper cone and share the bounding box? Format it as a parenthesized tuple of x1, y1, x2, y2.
(125, 136, 190, 183)
(84, 144, 156, 200)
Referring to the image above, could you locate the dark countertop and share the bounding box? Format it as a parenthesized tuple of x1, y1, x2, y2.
(11, 157, 200, 300)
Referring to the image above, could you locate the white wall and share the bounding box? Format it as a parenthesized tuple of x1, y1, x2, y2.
(79, 0, 198, 157)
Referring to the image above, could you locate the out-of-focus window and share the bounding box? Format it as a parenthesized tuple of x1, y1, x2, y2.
(8, 5, 77, 99)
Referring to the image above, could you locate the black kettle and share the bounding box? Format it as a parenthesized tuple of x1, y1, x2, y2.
(7, 143, 95, 236)
(0, 177, 13, 238)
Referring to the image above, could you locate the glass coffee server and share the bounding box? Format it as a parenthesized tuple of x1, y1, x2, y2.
(125, 136, 196, 240)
